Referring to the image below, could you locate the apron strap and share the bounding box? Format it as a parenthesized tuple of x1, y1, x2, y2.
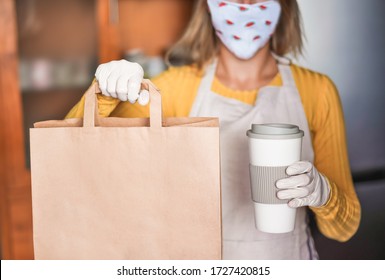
(278, 64, 296, 87)
(189, 60, 218, 117)
(272, 53, 296, 88)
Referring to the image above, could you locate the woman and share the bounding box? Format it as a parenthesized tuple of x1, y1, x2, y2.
(66, 0, 361, 259)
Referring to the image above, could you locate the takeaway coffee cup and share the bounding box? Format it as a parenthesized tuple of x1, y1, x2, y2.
(246, 123, 304, 233)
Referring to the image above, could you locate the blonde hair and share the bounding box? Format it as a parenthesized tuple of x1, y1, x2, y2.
(166, 0, 304, 68)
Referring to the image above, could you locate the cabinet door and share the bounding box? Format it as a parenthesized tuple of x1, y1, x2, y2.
(97, 0, 194, 63)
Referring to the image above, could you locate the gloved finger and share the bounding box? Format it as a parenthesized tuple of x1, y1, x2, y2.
(127, 73, 142, 103)
(288, 196, 312, 208)
(116, 75, 130, 102)
(137, 89, 150, 106)
(95, 64, 109, 96)
(277, 187, 311, 200)
(286, 161, 313, 176)
(106, 72, 119, 99)
(275, 174, 310, 189)
(95, 62, 105, 78)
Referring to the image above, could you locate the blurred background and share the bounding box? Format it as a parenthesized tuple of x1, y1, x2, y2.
(0, 0, 384, 259)
(294, 0, 385, 259)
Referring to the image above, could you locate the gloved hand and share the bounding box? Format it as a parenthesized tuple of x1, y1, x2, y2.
(275, 161, 330, 208)
(95, 59, 150, 105)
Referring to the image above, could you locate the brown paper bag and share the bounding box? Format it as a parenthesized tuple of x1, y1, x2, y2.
(30, 80, 222, 260)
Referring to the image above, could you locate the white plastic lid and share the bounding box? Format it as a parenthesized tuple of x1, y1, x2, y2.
(247, 123, 304, 139)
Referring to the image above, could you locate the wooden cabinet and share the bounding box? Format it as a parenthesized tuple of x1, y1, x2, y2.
(97, 0, 194, 62)
(0, 0, 34, 260)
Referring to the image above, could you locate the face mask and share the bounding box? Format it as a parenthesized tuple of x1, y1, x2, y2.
(207, 0, 282, 60)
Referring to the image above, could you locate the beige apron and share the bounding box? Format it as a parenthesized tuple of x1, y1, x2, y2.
(189, 56, 318, 259)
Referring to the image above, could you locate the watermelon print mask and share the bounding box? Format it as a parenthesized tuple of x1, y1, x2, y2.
(207, 0, 282, 60)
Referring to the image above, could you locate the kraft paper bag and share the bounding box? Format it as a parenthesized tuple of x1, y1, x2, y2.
(30, 80, 222, 260)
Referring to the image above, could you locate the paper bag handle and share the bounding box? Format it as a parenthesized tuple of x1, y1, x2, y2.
(83, 79, 162, 128)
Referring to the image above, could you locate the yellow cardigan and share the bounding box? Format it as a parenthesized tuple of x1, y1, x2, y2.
(66, 63, 361, 242)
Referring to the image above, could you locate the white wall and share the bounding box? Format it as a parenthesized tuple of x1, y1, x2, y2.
(293, 0, 385, 171)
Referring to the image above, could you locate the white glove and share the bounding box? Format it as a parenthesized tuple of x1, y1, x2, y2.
(275, 161, 330, 208)
(95, 59, 150, 105)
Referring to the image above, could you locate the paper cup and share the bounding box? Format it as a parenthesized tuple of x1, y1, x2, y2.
(247, 124, 304, 233)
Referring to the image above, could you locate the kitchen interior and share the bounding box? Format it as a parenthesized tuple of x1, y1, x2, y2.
(1, 0, 384, 260)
